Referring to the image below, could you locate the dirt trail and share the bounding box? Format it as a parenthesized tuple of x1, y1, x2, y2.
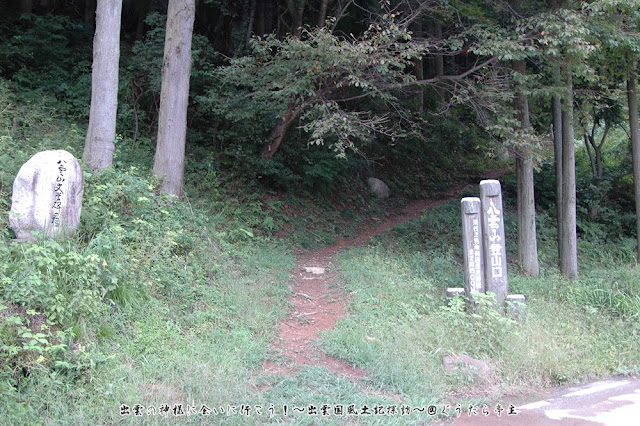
(261, 169, 510, 380)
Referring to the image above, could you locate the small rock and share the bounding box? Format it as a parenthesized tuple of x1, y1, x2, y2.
(367, 177, 390, 199)
(304, 267, 325, 274)
(443, 354, 491, 381)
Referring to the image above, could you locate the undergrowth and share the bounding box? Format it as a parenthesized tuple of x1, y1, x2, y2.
(321, 198, 640, 412)
(2, 56, 640, 423)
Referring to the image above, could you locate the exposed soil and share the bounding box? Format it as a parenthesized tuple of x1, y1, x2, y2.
(261, 168, 511, 381)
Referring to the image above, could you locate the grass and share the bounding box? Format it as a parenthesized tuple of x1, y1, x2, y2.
(319, 200, 640, 414)
(2, 238, 295, 424)
(3, 76, 640, 425)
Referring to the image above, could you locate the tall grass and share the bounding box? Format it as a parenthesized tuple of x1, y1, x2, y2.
(321, 200, 640, 409)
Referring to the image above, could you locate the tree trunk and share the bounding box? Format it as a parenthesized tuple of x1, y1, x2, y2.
(152, 0, 196, 197)
(317, 0, 329, 28)
(513, 60, 539, 277)
(286, 0, 305, 38)
(412, 20, 424, 113)
(552, 95, 563, 261)
(628, 73, 640, 264)
(134, 0, 151, 40)
(434, 22, 444, 78)
(255, 0, 265, 36)
(583, 120, 608, 183)
(245, 0, 256, 49)
(83, 0, 122, 171)
(584, 133, 597, 177)
(595, 144, 603, 181)
(594, 124, 607, 181)
(516, 157, 539, 275)
(560, 74, 578, 279)
(260, 100, 299, 159)
(39, 0, 50, 12)
(20, 0, 33, 14)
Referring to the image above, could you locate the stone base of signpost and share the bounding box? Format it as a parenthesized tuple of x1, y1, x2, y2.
(445, 288, 526, 322)
(446, 287, 465, 298)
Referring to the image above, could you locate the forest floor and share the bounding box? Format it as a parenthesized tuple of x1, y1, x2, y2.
(261, 168, 510, 381)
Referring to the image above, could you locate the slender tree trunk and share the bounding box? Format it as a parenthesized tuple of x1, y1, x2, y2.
(317, 0, 329, 28)
(427, 21, 445, 104)
(584, 133, 597, 177)
(286, 0, 305, 38)
(20, 0, 33, 14)
(628, 72, 640, 264)
(595, 124, 607, 181)
(83, 0, 122, 171)
(560, 74, 578, 279)
(245, 0, 256, 49)
(255, 0, 265, 36)
(549, 0, 565, 262)
(434, 22, 444, 78)
(513, 60, 539, 277)
(152, 0, 196, 197)
(134, 0, 151, 41)
(265, 0, 275, 35)
(412, 20, 424, 113)
(260, 100, 299, 159)
(552, 95, 563, 261)
(595, 145, 603, 181)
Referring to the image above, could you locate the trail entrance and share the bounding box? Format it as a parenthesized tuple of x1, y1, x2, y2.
(261, 170, 509, 380)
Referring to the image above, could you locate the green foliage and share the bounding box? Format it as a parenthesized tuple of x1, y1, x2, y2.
(196, 17, 446, 189)
(3, 2, 640, 421)
(570, 269, 640, 319)
(1, 152, 297, 422)
(0, 14, 93, 118)
(1, 238, 109, 324)
(323, 197, 640, 402)
(119, 12, 218, 148)
(441, 292, 518, 357)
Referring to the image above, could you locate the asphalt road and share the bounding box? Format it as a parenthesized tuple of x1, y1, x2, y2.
(449, 376, 640, 425)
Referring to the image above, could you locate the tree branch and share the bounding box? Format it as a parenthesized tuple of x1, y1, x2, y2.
(391, 55, 499, 89)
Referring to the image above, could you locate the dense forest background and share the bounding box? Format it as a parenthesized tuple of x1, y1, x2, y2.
(1, 0, 637, 237)
(2, 1, 640, 423)
(2, 0, 511, 194)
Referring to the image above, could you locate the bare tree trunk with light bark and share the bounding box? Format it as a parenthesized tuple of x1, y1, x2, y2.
(83, 0, 122, 171)
(560, 74, 578, 279)
(552, 94, 563, 259)
(152, 0, 196, 197)
(628, 71, 640, 264)
(513, 60, 539, 277)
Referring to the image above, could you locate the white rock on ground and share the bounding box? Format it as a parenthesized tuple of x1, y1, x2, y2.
(367, 177, 390, 199)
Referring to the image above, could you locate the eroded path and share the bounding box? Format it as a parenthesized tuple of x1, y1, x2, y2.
(261, 170, 509, 380)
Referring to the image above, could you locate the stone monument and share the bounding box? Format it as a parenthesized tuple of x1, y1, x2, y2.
(9, 150, 84, 241)
(448, 180, 526, 321)
(479, 179, 508, 306)
(461, 197, 484, 304)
